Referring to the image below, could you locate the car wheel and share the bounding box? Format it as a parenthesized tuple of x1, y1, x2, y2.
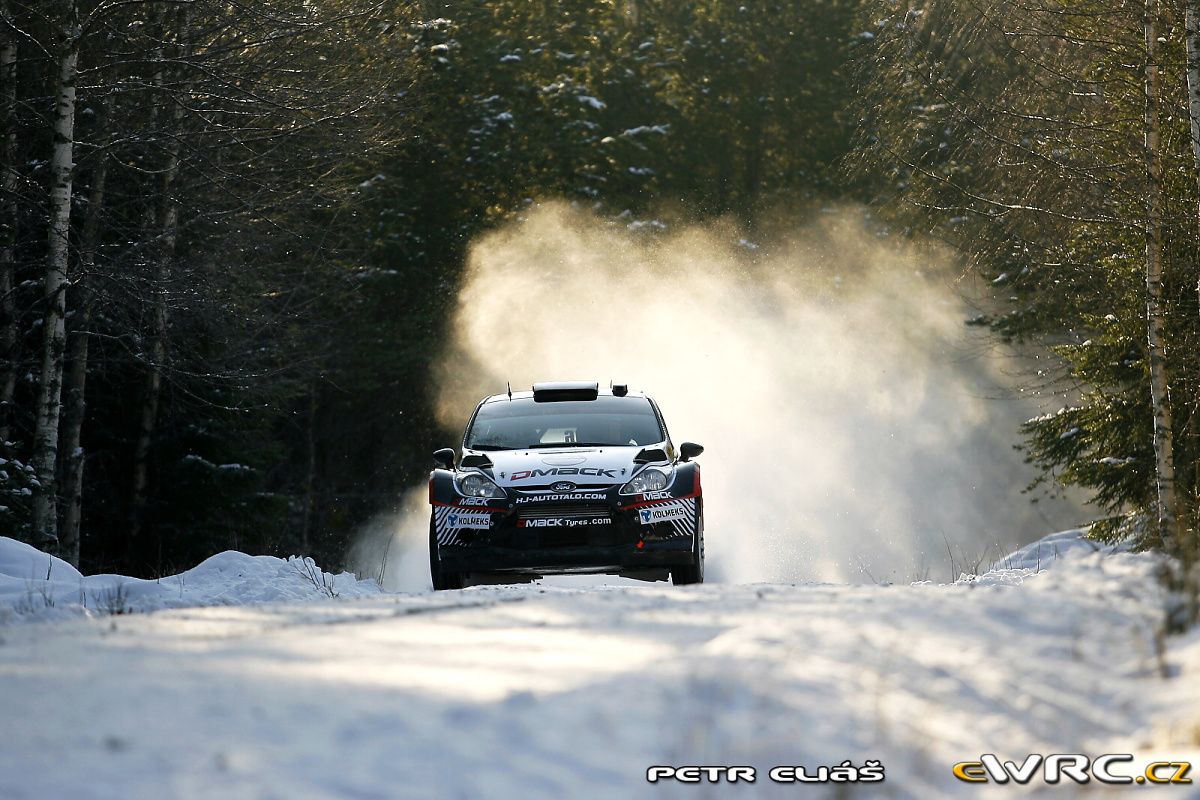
(671, 512, 704, 585)
(429, 515, 464, 591)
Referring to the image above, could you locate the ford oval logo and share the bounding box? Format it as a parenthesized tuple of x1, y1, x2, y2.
(551, 481, 577, 492)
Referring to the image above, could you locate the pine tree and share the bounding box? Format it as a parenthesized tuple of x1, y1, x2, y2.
(852, 0, 1200, 549)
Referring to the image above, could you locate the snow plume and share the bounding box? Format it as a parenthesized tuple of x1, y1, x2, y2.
(362, 202, 1083, 588)
(347, 489, 436, 591)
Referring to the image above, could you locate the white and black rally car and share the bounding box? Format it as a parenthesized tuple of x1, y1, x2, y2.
(428, 381, 704, 590)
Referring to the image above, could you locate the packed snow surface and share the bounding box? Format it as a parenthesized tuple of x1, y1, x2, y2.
(2, 531, 1199, 798)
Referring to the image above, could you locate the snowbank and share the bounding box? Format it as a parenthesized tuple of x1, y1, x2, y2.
(950, 527, 1120, 587)
(0, 536, 384, 623)
(0, 528, 1140, 623)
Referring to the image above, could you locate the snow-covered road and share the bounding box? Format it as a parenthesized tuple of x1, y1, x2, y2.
(2, 534, 1199, 799)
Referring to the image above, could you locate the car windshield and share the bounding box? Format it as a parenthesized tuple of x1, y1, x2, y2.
(465, 396, 665, 450)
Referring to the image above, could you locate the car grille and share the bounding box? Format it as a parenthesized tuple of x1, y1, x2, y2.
(517, 503, 611, 520)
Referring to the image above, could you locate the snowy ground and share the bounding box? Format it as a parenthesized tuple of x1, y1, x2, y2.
(2, 532, 1199, 798)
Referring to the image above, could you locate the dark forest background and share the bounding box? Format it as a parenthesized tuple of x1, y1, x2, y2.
(4, 0, 1200, 578)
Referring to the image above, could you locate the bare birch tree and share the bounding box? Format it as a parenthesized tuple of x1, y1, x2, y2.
(1145, 0, 1180, 554)
(0, 0, 19, 445)
(58, 100, 110, 568)
(31, 0, 81, 549)
(2, 0, 419, 565)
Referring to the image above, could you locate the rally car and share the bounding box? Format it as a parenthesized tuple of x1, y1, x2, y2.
(428, 381, 704, 590)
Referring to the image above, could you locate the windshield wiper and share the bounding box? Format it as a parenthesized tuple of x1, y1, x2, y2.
(468, 444, 516, 451)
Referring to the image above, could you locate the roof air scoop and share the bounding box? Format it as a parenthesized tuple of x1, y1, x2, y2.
(532, 381, 599, 402)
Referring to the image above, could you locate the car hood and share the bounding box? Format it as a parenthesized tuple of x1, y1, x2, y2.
(473, 446, 659, 488)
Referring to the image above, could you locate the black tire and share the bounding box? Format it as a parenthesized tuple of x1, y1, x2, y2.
(671, 510, 704, 585)
(429, 516, 464, 591)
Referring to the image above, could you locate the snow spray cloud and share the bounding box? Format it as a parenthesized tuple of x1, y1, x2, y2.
(359, 202, 1082, 588)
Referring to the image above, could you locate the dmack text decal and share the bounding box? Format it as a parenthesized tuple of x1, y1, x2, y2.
(510, 467, 617, 481)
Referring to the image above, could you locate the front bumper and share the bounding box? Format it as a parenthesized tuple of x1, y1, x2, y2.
(430, 483, 700, 576)
(438, 538, 695, 574)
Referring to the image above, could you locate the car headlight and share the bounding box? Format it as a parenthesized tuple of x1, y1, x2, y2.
(619, 466, 674, 495)
(456, 472, 505, 498)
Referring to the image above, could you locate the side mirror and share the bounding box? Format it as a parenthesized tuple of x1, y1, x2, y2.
(679, 442, 704, 462)
(432, 448, 455, 470)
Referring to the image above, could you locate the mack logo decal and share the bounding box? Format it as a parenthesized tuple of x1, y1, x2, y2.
(640, 506, 688, 524)
(457, 497, 493, 506)
(510, 467, 617, 481)
(515, 493, 607, 504)
(446, 512, 490, 529)
(520, 518, 612, 527)
(640, 490, 672, 501)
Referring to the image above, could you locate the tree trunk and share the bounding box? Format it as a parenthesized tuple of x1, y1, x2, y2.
(300, 381, 319, 554)
(58, 290, 92, 567)
(1188, 0, 1200, 210)
(128, 264, 168, 547)
(1179, 0, 1200, 608)
(129, 5, 189, 552)
(31, 0, 80, 549)
(59, 117, 108, 568)
(1145, 0, 1179, 553)
(0, 0, 19, 444)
